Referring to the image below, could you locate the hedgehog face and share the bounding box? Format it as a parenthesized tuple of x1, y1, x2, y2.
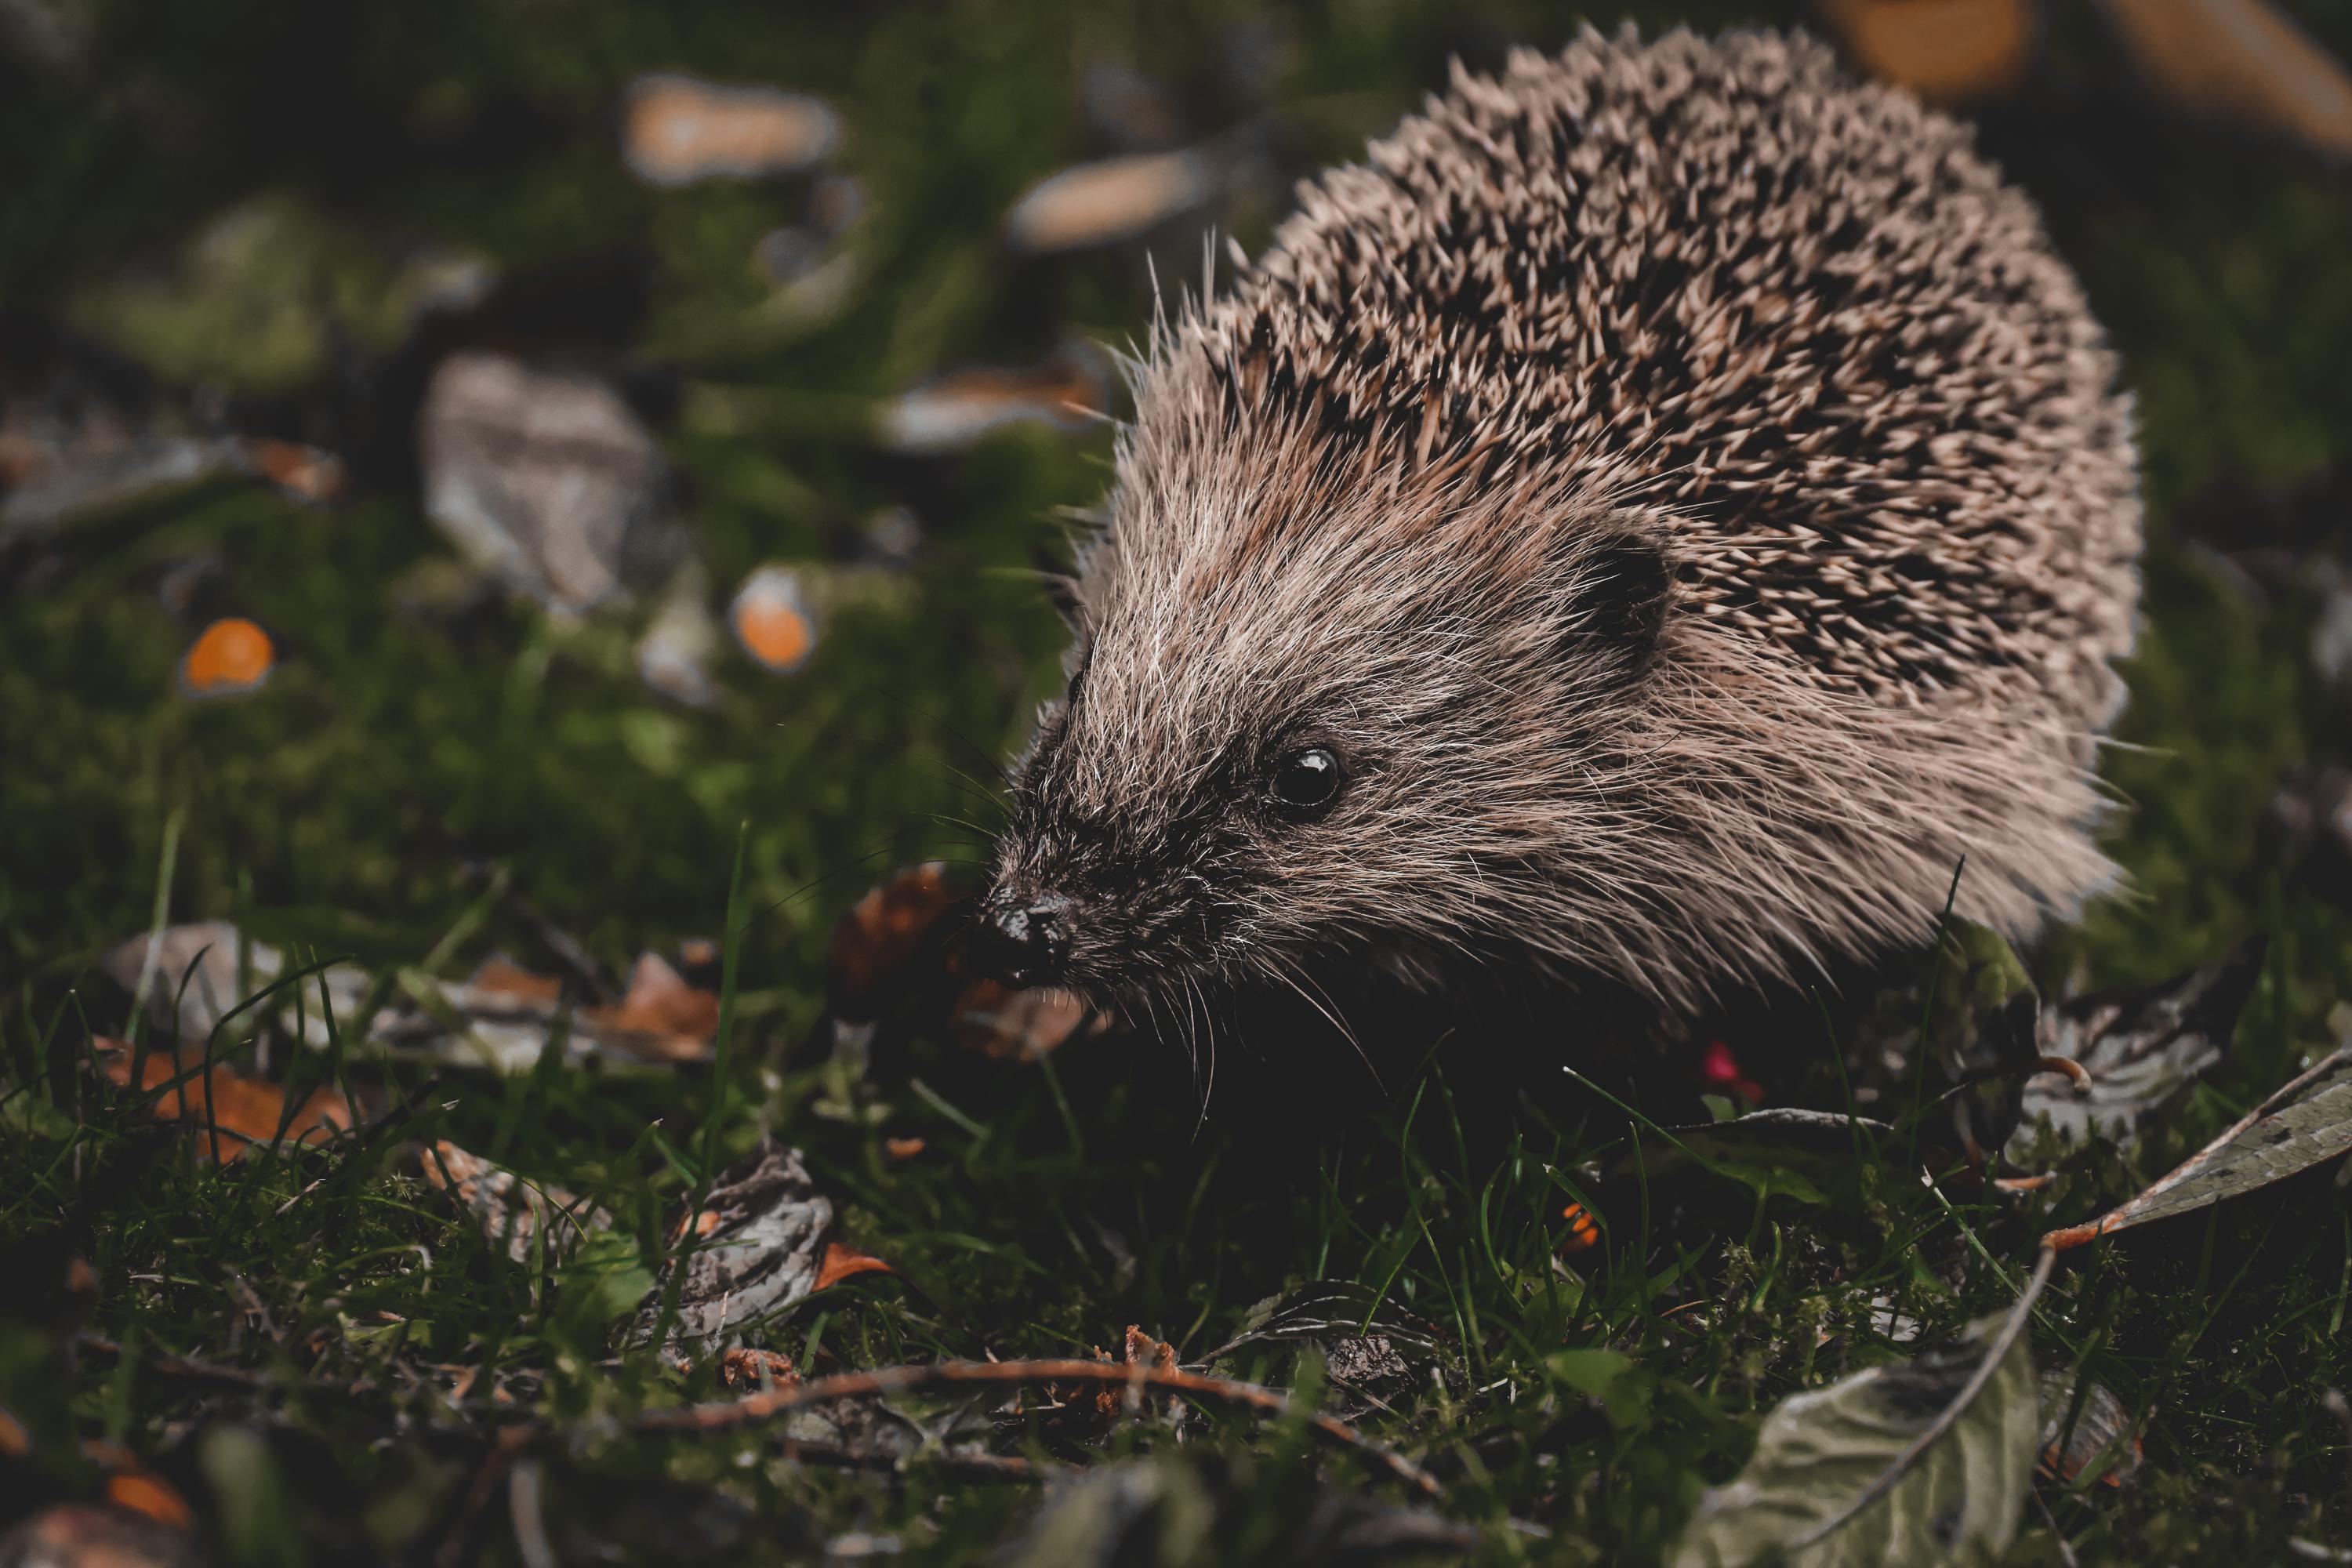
(977, 462, 1677, 1011)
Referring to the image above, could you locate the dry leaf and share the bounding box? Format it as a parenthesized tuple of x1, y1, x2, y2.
(884, 1136, 926, 1161)
(2013, 935, 2263, 1152)
(2037, 1370, 2143, 1489)
(421, 1141, 613, 1265)
(0, 1503, 200, 1568)
(581, 953, 720, 1062)
(97, 1038, 352, 1163)
(622, 74, 838, 187)
(635, 1139, 844, 1353)
(878, 345, 1109, 454)
(418, 351, 679, 614)
(80, 1443, 194, 1532)
(2046, 1044, 2352, 1249)
(2096, 0, 2352, 157)
(1004, 148, 1219, 253)
(176, 616, 274, 698)
(813, 1240, 894, 1292)
(952, 980, 1093, 1060)
(234, 437, 346, 506)
(826, 862, 967, 1022)
(717, 1347, 800, 1392)
(729, 564, 817, 673)
(1817, 0, 2038, 104)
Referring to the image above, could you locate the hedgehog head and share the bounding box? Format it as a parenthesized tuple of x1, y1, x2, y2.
(978, 399, 1678, 1006)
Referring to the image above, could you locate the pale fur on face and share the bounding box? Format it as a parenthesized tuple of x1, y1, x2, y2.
(992, 26, 2140, 1016)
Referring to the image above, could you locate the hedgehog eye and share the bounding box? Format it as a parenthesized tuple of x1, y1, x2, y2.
(1269, 747, 1345, 820)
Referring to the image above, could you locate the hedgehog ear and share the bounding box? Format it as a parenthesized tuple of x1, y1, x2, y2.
(1565, 531, 1672, 677)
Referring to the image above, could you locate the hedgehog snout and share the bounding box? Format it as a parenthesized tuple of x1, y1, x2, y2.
(972, 884, 1076, 987)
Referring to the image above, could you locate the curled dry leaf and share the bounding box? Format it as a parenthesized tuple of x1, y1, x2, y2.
(420, 1141, 613, 1266)
(729, 564, 817, 673)
(622, 74, 839, 187)
(2038, 1370, 2143, 1489)
(177, 615, 274, 698)
(717, 1348, 800, 1392)
(826, 862, 967, 1022)
(1004, 148, 1221, 253)
(2045, 1043, 2352, 1250)
(877, 345, 1109, 454)
(97, 1038, 353, 1163)
(1669, 1255, 2049, 1567)
(636, 1138, 885, 1353)
(1815, 0, 2038, 104)
(81, 1440, 195, 1530)
(0, 1504, 200, 1568)
(2013, 935, 2264, 1152)
(418, 350, 681, 614)
(952, 980, 1093, 1060)
(2096, 0, 2352, 157)
(580, 953, 720, 1063)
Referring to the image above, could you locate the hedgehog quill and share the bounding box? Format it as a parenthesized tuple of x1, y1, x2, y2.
(975, 29, 2140, 1023)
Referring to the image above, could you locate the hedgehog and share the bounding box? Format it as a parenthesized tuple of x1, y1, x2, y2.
(972, 27, 2141, 1027)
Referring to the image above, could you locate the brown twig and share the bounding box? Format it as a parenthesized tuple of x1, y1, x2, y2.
(620, 1358, 1441, 1499)
(2032, 1054, 2096, 1094)
(778, 1436, 1056, 1482)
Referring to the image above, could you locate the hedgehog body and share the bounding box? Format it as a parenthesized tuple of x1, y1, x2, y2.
(982, 27, 2142, 1017)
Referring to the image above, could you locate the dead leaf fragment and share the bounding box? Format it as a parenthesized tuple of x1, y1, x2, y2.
(176, 616, 274, 698)
(878, 346, 1109, 454)
(953, 980, 1092, 1060)
(729, 564, 816, 673)
(81, 1442, 194, 1532)
(97, 1038, 353, 1163)
(622, 74, 839, 187)
(635, 1138, 837, 1353)
(421, 1141, 613, 1265)
(2046, 1042, 2352, 1249)
(812, 1240, 894, 1292)
(418, 351, 678, 614)
(1004, 148, 1220, 253)
(2013, 935, 2263, 1152)
(0, 1502, 201, 1568)
(826, 862, 967, 1022)
(2096, 0, 2352, 157)
(581, 952, 720, 1062)
(1817, 0, 2038, 104)
(2038, 1370, 2143, 1489)
(717, 1347, 799, 1392)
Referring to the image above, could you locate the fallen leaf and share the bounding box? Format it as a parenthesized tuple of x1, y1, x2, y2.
(233, 437, 346, 506)
(883, 1136, 925, 1161)
(812, 1240, 894, 1293)
(635, 1138, 841, 1353)
(2038, 1370, 2143, 1489)
(2013, 935, 2264, 1152)
(581, 952, 720, 1062)
(81, 1441, 194, 1531)
(0, 1502, 200, 1567)
(729, 564, 817, 673)
(717, 1348, 799, 1392)
(2045, 1043, 2352, 1249)
(418, 350, 681, 614)
(621, 74, 839, 187)
(1559, 1202, 1601, 1254)
(420, 1141, 613, 1265)
(1004, 148, 1220, 254)
(1817, 0, 2038, 103)
(1206, 1279, 1446, 1363)
(2096, 0, 2352, 157)
(826, 862, 969, 1022)
(952, 980, 1093, 1060)
(1669, 1276, 2044, 1567)
(637, 560, 720, 706)
(877, 345, 1109, 454)
(176, 616, 274, 698)
(96, 1037, 352, 1163)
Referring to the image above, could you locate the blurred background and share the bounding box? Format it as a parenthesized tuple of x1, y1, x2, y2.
(4, 0, 2351, 1033)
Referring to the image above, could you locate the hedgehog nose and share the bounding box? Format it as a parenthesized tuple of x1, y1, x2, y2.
(975, 888, 1074, 986)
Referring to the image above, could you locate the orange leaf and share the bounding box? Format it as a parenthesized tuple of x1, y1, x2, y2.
(83, 1441, 194, 1531)
(953, 979, 1091, 1061)
(730, 566, 817, 673)
(813, 1240, 893, 1291)
(826, 862, 967, 1021)
(177, 617, 274, 698)
(98, 1038, 352, 1163)
(717, 1347, 800, 1391)
(1817, 0, 2038, 104)
(582, 952, 720, 1061)
(884, 1136, 926, 1161)
(465, 955, 563, 1005)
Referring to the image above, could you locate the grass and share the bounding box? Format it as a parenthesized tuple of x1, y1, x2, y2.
(6, 0, 2352, 1563)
